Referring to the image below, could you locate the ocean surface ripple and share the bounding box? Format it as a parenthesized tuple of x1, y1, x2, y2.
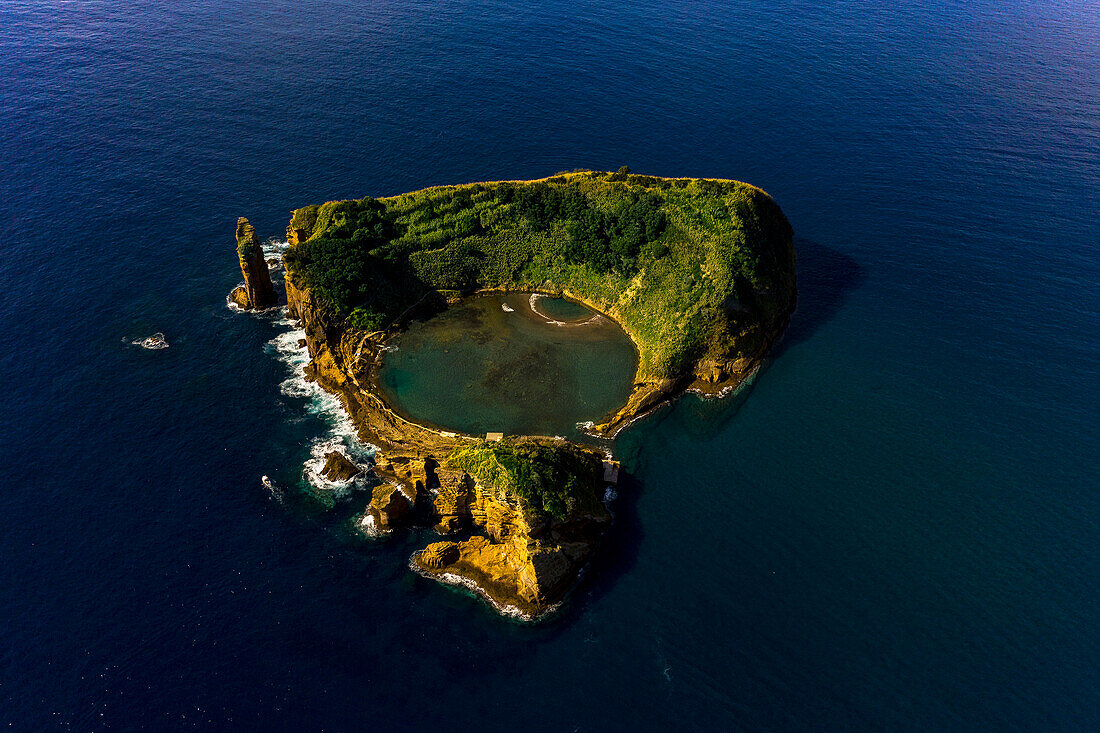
(1, 0, 1097, 729)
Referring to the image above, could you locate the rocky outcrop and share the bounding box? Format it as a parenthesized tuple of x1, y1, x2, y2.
(413, 523, 603, 618)
(431, 466, 473, 534)
(420, 542, 460, 569)
(320, 451, 360, 481)
(235, 172, 798, 621)
(286, 224, 310, 247)
(230, 217, 277, 309)
(368, 484, 414, 531)
(278, 246, 787, 619)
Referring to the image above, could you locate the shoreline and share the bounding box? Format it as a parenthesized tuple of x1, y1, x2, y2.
(367, 290, 634, 444)
(408, 553, 549, 622)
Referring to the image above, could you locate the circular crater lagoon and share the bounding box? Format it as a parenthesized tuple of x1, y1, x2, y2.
(376, 293, 637, 437)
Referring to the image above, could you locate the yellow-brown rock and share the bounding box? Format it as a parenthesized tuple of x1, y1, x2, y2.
(232, 217, 277, 309)
(517, 541, 576, 604)
(278, 218, 616, 620)
(432, 467, 473, 534)
(413, 451, 610, 618)
(369, 484, 413, 530)
(420, 542, 460, 569)
(229, 287, 251, 309)
(320, 451, 360, 481)
(286, 226, 310, 246)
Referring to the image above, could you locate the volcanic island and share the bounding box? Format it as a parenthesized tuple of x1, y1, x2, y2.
(231, 169, 797, 620)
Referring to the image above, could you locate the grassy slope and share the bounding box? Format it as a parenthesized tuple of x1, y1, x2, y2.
(283, 170, 795, 382)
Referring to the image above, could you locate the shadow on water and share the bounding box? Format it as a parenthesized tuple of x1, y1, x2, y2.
(642, 238, 864, 442)
(541, 240, 868, 621)
(772, 237, 866, 360)
(533, 467, 648, 634)
(668, 381, 761, 442)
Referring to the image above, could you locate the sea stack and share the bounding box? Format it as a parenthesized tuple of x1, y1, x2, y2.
(230, 217, 277, 309)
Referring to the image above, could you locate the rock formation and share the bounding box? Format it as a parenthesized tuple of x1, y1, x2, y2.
(282, 257, 615, 618)
(230, 217, 277, 309)
(320, 451, 361, 481)
(409, 443, 611, 616)
(367, 484, 414, 531)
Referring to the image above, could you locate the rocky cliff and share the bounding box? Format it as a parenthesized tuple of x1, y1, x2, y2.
(374, 440, 611, 618)
(410, 438, 611, 617)
(230, 217, 278, 309)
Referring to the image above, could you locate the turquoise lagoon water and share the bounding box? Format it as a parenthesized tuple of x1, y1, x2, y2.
(377, 293, 637, 437)
(1, 0, 1097, 729)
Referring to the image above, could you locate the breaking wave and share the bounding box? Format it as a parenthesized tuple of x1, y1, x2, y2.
(132, 332, 168, 350)
(260, 237, 289, 273)
(264, 309, 376, 498)
(226, 238, 291, 314)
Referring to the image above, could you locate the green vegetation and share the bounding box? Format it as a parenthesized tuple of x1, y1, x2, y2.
(236, 232, 258, 261)
(283, 170, 796, 379)
(447, 440, 604, 521)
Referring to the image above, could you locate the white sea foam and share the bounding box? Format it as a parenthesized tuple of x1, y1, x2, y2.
(603, 486, 618, 504)
(501, 303, 515, 312)
(132, 332, 169, 350)
(261, 237, 289, 272)
(225, 286, 246, 312)
(409, 553, 540, 621)
(356, 511, 380, 537)
(302, 436, 370, 498)
(685, 362, 761, 400)
(226, 239, 290, 315)
(263, 309, 376, 497)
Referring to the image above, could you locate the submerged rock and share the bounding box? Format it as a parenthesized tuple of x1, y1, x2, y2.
(133, 332, 169, 350)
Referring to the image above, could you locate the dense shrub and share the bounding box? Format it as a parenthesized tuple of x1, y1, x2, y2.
(447, 441, 602, 520)
(289, 204, 320, 238)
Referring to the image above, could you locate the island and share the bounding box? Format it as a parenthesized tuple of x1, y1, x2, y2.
(234, 169, 797, 619)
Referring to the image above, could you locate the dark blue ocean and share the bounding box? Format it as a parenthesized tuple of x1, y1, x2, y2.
(2, 1, 1098, 729)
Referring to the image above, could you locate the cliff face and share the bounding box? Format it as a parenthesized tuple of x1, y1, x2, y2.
(278, 173, 797, 438)
(410, 440, 611, 617)
(230, 217, 278, 309)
